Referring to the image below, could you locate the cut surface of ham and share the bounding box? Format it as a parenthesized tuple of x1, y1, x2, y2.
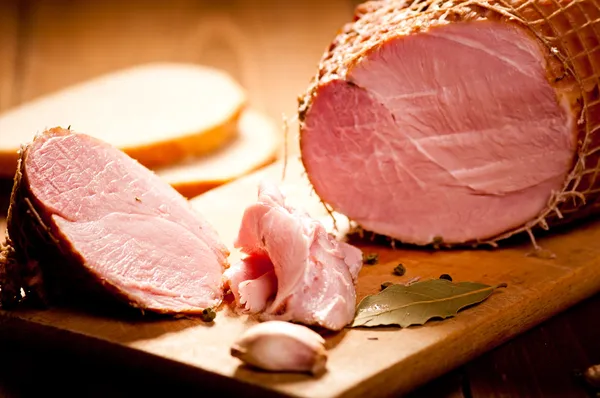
(298, 0, 600, 246)
(2, 127, 229, 314)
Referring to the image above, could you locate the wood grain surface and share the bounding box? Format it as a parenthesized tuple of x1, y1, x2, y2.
(0, 1, 19, 111)
(1, 1, 599, 396)
(0, 0, 361, 158)
(0, 158, 600, 397)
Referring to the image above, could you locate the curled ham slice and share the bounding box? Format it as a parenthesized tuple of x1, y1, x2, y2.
(224, 182, 363, 331)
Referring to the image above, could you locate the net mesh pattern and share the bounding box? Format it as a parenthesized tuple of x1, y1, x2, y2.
(298, 0, 600, 246)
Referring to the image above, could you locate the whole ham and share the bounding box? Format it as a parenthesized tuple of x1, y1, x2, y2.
(0, 127, 229, 314)
(298, 0, 600, 247)
(224, 182, 363, 331)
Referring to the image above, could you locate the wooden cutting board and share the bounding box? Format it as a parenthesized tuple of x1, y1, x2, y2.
(1, 158, 600, 397)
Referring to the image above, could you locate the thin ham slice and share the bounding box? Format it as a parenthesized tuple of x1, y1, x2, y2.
(224, 254, 277, 314)
(224, 182, 363, 331)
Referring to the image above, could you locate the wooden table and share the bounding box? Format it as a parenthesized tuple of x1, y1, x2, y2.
(0, 1, 598, 396)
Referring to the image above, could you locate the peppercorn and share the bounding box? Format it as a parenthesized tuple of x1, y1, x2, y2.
(363, 253, 379, 265)
(200, 307, 216, 322)
(393, 264, 406, 276)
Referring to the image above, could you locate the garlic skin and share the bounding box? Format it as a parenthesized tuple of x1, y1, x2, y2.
(584, 364, 600, 388)
(230, 321, 327, 375)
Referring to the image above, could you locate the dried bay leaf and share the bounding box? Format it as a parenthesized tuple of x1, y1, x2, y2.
(350, 279, 507, 328)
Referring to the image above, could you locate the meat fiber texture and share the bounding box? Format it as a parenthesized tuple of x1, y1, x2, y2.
(224, 182, 363, 331)
(299, 0, 600, 248)
(0, 127, 229, 314)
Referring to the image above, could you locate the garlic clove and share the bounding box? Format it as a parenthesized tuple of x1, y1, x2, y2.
(584, 364, 600, 389)
(230, 320, 327, 375)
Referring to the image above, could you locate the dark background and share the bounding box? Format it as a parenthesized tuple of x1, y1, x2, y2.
(0, 1, 599, 396)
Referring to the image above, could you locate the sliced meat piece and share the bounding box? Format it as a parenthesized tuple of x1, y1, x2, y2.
(298, 0, 600, 247)
(1, 127, 230, 314)
(224, 254, 277, 314)
(225, 181, 363, 331)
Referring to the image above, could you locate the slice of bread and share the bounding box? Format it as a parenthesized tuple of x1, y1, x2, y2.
(157, 109, 282, 198)
(0, 62, 246, 177)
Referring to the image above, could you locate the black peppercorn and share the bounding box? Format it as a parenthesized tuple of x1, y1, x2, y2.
(393, 263, 406, 276)
(363, 253, 379, 265)
(200, 307, 216, 322)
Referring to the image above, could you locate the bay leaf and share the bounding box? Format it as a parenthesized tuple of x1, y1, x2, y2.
(350, 279, 507, 328)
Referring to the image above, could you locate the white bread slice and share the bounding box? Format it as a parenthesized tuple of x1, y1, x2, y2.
(157, 109, 282, 198)
(0, 62, 246, 177)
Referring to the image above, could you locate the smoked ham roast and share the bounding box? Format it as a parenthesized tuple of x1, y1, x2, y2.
(0, 127, 229, 314)
(298, 0, 600, 247)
